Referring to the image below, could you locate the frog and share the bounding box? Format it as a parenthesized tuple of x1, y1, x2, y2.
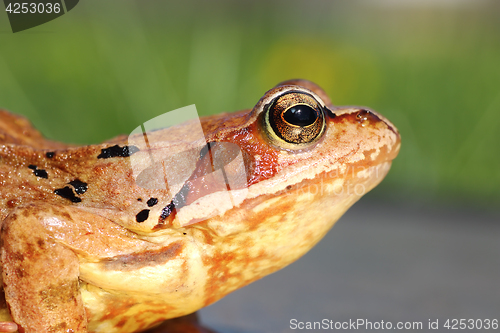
(0, 79, 400, 333)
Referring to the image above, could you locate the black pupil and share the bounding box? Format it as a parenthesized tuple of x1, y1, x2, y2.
(283, 105, 318, 127)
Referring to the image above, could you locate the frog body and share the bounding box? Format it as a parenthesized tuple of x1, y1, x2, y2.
(0, 80, 400, 333)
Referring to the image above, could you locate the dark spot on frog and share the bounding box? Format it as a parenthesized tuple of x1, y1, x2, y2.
(102, 241, 183, 271)
(158, 182, 190, 222)
(159, 201, 176, 221)
(147, 198, 158, 207)
(7, 199, 19, 208)
(11, 252, 24, 262)
(15, 268, 25, 278)
(97, 145, 139, 159)
(286, 185, 292, 190)
(137, 198, 142, 202)
(37, 239, 45, 248)
(183, 233, 187, 235)
(28, 165, 48, 179)
(69, 179, 88, 194)
(54, 186, 82, 203)
(45, 152, 55, 158)
(136, 209, 150, 222)
(34, 169, 48, 179)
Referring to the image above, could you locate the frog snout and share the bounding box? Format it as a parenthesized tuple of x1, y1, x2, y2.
(355, 108, 401, 161)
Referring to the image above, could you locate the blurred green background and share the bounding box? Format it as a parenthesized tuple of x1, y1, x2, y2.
(1, 0, 499, 209)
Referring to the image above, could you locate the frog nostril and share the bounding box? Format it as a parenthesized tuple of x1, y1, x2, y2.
(356, 109, 370, 124)
(356, 109, 371, 118)
(356, 109, 379, 126)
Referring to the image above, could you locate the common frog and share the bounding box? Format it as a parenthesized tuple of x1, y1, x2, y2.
(0, 80, 400, 333)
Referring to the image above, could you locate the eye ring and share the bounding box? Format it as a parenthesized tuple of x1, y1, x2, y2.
(265, 91, 326, 147)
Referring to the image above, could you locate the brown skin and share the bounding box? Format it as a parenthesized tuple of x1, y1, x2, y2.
(0, 80, 400, 333)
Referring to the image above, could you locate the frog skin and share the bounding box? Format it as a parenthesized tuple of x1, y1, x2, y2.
(0, 80, 400, 333)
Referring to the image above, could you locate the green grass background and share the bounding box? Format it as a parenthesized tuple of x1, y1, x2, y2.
(0, 0, 499, 209)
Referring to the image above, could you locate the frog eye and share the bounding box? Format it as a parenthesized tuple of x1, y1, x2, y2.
(265, 91, 326, 146)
